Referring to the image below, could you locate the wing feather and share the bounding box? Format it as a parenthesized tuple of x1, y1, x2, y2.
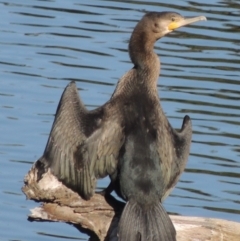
(159, 115, 192, 201)
(37, 81, 124, 200)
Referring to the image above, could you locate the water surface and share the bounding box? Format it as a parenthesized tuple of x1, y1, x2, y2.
(0, 0, 240, 240)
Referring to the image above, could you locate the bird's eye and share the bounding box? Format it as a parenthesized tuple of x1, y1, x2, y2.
(171, 17, 175, 22)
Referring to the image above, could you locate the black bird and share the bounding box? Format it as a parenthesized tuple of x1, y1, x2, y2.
(37, 12, 206, 241)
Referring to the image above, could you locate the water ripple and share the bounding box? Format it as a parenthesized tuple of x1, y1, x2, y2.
(1, 0, 240, 240)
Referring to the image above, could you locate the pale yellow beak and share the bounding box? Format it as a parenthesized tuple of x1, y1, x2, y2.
(168, 16, 207, 30)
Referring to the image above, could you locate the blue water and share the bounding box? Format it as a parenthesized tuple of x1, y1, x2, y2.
(1, 0, 240, 240)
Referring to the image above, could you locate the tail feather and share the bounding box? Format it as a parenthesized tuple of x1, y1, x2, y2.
(118, 200, 176, 241)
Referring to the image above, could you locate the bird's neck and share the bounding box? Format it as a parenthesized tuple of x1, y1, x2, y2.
(128, 31, 160, 87)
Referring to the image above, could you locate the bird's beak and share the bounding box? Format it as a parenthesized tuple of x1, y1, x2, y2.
(168, 16, 207, 30)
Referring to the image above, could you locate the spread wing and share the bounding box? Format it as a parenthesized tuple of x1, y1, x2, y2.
(156, 115, 192, 201)
(36, 81, 124, 200)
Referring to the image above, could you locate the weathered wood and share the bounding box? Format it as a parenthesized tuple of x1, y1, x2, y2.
(22, 163, 240, 241)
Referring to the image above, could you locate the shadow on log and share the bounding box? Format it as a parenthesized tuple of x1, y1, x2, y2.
(22, 163, 240, 241)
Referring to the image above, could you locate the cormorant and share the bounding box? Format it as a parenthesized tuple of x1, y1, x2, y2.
(36, 12, 206, 241)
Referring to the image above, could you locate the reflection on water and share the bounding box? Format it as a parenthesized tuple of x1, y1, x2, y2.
(0, 0, 239, 240)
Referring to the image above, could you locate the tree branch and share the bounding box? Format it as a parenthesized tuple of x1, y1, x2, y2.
(22, 163, 240, 241)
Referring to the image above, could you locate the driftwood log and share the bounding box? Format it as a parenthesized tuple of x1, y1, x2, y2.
(22, 163, 240, 241)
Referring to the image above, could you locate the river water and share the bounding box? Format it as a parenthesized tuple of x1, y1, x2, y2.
(1, 0, 240, 240)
